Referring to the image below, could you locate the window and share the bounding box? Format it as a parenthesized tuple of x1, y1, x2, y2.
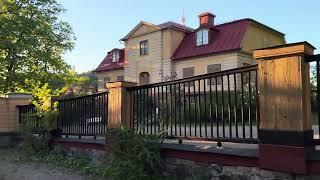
(183, 67, 194, 86)
(139, 72, 150, 85)
(117, 75, 124, 81)
(104, 77, 111, 88)
(207, 64, 222, 85)
(196, 29, 209, 46)
(112, 51, 119, 62)
(140, 40, 148, 55)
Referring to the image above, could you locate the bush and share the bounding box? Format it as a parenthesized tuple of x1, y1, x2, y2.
(19, 83, 60, 154)
(105, 127, 165, 180)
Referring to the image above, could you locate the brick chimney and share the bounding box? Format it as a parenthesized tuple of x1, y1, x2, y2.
(199, 12, 215, 27)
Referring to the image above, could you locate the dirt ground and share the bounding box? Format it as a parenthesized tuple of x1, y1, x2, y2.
(0, 148, 93, 180)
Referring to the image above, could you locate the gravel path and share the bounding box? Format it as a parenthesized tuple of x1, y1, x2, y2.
(0, 149, 93, 180)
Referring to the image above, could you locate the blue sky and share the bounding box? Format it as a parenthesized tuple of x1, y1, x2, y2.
(58, 0, 320, 73)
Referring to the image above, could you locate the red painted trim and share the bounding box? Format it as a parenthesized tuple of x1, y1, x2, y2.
(259, 144, 308, 174)
(52, 140, 106, 151)
(308, 160, 320, 174)
(161, 148, 258, 167)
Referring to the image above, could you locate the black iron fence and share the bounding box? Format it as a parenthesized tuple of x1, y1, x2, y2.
(57, 92, 108, 138)
(127, 65, 260, 143)
(17, 104, 43, 134)
(306, 54, 320, 142)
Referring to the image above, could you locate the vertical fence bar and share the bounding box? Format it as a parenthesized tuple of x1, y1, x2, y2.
(183, 82, 186, 137)
(141, 89, 144, 134)
(255, 70, 259, 137)
(221, 76, 225, 138)
(188, 82, 191, 137)
(105, 93, 108, 134)
(178, 83, 182, 136)
(317, 60, 320, 136)
(170, 84, 173, 136)
(234, 73, 238, 138)
(227, 75, 232, 138)
(248, 71, 253, 139)
(98, 95, 101, 135)
(157, 86, 160, 134)
(161, 85, 164, 132)
(194, 80, 197, 137)
(174, 84, 177, 136)
(241, 72, 245, 138)
(137, 90, 140, 132)
(145, 88, 148, 134)
(209, 78, 213, 137)
(203, 79, 207, 137)
(215, 77, 219, 138)
(165, 85, 169, 134)
(198, 79, 201, 137)
(150, 88, 153, 135)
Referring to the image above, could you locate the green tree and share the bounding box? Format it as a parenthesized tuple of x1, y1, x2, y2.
(0, 0, 75, 93)
(77, 76, 91, 86)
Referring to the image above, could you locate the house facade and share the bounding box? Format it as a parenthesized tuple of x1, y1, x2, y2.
(94, 12, 286, 92)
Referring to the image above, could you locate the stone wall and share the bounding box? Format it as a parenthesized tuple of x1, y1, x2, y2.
(164, 157, 320, 180)
(52, 139, 107, 166)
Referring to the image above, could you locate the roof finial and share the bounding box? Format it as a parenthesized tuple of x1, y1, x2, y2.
(180, 8, 186, 26)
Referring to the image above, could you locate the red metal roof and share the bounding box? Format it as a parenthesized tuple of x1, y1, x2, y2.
(172, 19, 251, 60)
(93, 49, 125, 72)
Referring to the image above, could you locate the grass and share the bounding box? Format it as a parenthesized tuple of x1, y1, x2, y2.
(0, 147, 105, 180)
(0, 148, 106, 180)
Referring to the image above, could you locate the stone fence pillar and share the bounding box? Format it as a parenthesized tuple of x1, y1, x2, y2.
(106, 81, 137, 128)
(253, 42, 315, 174)
(0, 92, 32, 146)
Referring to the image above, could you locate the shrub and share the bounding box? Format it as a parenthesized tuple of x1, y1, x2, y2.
(105, 127, 165, 180)
(19, 83, 60, 154)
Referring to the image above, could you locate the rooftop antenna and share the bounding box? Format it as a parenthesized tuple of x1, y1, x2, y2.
(179, 8, 186, 26)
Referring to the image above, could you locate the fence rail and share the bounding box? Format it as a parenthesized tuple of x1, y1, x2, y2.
(57, 92, 108, 138)
(127, 65, 260, 144)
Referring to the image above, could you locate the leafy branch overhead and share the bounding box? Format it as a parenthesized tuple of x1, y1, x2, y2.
(0, 0, 76, 93)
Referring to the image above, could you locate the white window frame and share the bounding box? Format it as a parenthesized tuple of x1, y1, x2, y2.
(112, 51, 119, 62)
(196, 29, 209, 46)
(140, 40, 148, 55)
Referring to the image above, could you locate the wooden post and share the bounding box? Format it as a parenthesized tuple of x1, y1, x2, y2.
(253, 42, 315, 174)
(106, 81, 137, 128)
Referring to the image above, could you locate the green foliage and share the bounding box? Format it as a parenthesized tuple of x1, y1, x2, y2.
(19, 83, 60, 154)
(58, 71, 98, 98)
(105, 127, 165, 180)
(0, 0, 75, 93)
(77, 76, 91, 86)
(16, 127, 168, 180)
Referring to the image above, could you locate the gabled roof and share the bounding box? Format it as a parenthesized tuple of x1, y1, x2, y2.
(93, 49, 125, 73)
(158, 21, 194, 32)
(121, 21, 161, 41)
(172, 19, 251, 60)
(121, 21, 193, 41)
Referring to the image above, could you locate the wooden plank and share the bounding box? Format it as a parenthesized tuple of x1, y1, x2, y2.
(258, 55, 311, 131)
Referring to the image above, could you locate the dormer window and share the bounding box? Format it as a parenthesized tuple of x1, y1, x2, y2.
(112, 51, 119, 62)
(196, 29, 209, 46)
